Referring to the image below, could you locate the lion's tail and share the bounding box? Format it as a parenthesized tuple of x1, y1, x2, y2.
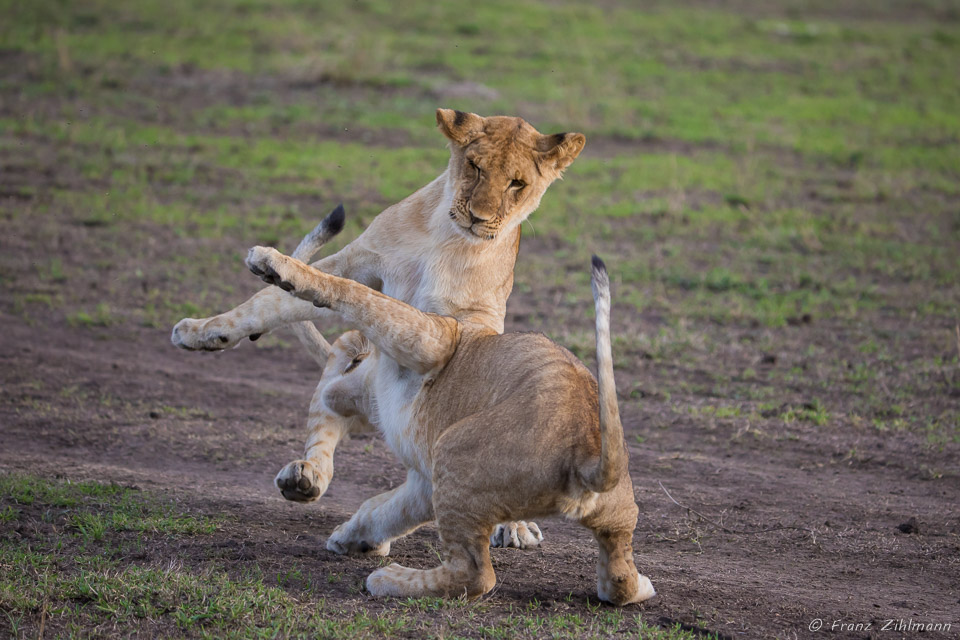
(580, 255, 628, 494)
(290, 204, 345, 368)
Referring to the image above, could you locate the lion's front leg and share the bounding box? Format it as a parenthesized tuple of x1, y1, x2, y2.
(246, 246, 460, 375)
(171, 238, 365, 352)
(275, 380, 370, 502)
(327, 469, 434, 556)
(171, 285, 331, 351)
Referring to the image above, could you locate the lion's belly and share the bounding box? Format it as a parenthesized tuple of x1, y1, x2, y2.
(372, 358, 431, 474)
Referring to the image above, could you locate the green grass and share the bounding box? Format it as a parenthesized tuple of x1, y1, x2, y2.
(66, 302, 116, 327)
(3, 0, 959, 330)
(0, 474, 219, 534)
(7, 0, 960, 162)
(0, 472, 706, 639)
(1, 543, 415, 639)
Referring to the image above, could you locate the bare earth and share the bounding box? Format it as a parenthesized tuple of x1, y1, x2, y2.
(2, 242, 957, 638)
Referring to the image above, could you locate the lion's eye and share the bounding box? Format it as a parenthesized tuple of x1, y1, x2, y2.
(344, 355, 365, 373)
(510, 179, 525, 189)
(468, 159, 480, 174)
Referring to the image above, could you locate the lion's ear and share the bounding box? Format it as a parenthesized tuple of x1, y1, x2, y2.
(436, 108, 485, 146)
(537, 132, 586, 173)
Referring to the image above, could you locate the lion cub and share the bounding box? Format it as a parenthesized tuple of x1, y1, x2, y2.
(171, 110, 585, 540)
(244, 244, 656, 606)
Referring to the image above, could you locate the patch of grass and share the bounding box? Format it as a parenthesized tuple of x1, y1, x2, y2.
(697, 405, 743, 420)
(0, 473, 219, 535)
(1, 474, 128, 508)
(1, 540, 709, 639)
(0, 473, 708, 638)
(759, 399, 830, 426)
(36, 257, 67, 283)
(0, 544, 411, 638)
(786, 400, 830, 426)
(8, 0, 960, 165)
(0, 506, 19, 524)
(66, 302, 116, 327)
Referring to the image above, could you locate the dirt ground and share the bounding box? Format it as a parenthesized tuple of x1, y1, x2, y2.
(2, 246, 958, 638)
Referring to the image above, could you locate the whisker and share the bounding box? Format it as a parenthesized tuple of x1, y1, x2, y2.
(523, 216, 537, 237)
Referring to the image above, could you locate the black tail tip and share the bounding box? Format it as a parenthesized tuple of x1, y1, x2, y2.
(591, 254, 607, 274)
(325, 203, 346, 235)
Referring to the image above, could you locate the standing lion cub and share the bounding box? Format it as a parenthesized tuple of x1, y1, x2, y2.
(243, 241, 656, 605)
(172, 111, 584, 552)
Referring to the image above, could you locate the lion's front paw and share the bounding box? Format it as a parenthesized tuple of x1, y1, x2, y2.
(245, 246, 297, 293)
(275, 460, 328, 502)
(326, 523, 391, 556)
(245, 247, 331, 309)
(490, 521, 543, 549)
(171, 317, 252, 351)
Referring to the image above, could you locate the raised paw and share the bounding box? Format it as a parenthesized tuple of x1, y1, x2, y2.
(326, 523, 391, 557)
(275, 459, 328, 502)
(245, 246, 298, 292)
(171, 317, 251, 351)
(490, 521, 543, 549)
(246, 246, 332, 309)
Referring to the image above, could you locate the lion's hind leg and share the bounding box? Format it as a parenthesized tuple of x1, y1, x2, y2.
(172, 205, 347, 353)
(490, 521, 543, 549)
(171, 284, 326, 352)
(579, 481, 655, 606)
(326, 469, 434, 557)
(365, 439, 500, 600)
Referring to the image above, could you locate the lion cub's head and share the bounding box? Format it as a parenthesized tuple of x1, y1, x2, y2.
(436, 108, 585, 242)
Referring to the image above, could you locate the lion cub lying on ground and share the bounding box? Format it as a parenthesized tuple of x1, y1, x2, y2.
(244, 243, 656, 605)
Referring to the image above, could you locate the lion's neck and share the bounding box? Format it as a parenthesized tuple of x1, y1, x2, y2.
(379, 166, 519, 334)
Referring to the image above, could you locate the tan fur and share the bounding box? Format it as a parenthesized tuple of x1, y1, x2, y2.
(244, 248, 655, 605)
(171, 109, 583, 348)
(172, 110, 583, 551)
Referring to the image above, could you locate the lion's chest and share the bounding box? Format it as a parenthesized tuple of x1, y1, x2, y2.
(380, 253, 466, 318)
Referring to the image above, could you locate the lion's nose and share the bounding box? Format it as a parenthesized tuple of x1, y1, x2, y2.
(469, 210, 488, 225)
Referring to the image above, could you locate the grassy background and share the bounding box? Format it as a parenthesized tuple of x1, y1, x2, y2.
(3, 0, 958, 326)
(1, 0, 959, 637)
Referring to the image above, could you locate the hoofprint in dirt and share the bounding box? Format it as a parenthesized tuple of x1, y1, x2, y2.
(2, 308, 957, 638)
